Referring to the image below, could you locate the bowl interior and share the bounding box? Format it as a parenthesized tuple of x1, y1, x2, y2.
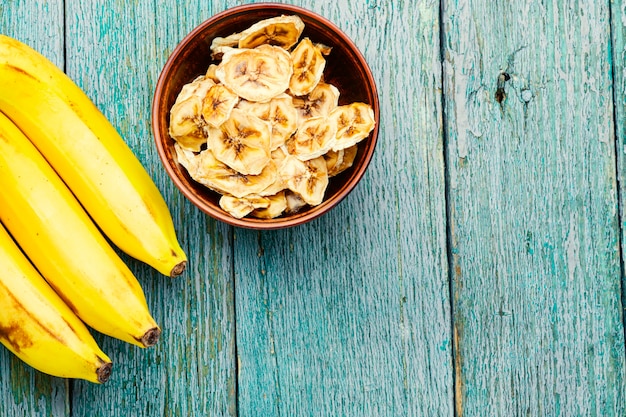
(153, 4, 379, 229)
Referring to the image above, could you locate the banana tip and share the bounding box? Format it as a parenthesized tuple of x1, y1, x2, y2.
(140, 327, 161, 347)
(170, 260, 187, 277)
(97, 362, 112, 384)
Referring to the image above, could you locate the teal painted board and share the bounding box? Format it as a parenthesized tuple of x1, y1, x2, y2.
(234, 1, 453, 416)
(61, 1, 237, 416)
(442, 0, 626, 415)
(613, 0, 626, 330)
(0, 2, 69, 417)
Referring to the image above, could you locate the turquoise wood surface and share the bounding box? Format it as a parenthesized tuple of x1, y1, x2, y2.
(0, 1, 624, 417)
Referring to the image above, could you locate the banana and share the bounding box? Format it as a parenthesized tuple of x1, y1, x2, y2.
(0, 112, 159, 348)
(0, 35, 187, 277)
(0, 222, 112, 383)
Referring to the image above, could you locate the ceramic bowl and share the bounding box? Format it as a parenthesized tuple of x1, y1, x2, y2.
(152, 3, 379, 229)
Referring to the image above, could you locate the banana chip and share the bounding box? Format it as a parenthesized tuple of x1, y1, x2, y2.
(284, 190, 307, 214)
(239, 15, 305, 49)
(175, 144, 278, 198)
(287, 116, 337, 161)
(292, 82, 339, 125)
(328, 144, 358, 177)
(169, 96, 207, 152)
(219, 194, 270, 219)
(289, 37, 326, 96)
(174, 75, 216, 104)
(280, 155, 329, 206)
(251, 191, 288, 219)
(169, 15, 376, 219)
(330, 102, 376, 151)
(216, 45, 292, 102)
(201, 84, 239, 128)
(206, 108, 271, 175)
(210, 33, 242, 60)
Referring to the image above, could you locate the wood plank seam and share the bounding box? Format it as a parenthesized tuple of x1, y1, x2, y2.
(438, 0, 462, 416)
(608, 0, 626, 375)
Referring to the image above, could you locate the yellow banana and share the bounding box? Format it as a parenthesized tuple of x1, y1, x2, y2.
(0, 35, 187, 278)
(0, 111, 160, 348)
(0, 222, 112, 383)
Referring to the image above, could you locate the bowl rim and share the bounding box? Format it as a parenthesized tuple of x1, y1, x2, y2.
(152, 2, 380, 230)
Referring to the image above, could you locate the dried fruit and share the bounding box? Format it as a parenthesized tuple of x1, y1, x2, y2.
(206, 108, 271, 176)
(216, 45, 292, 102)
(169, 15, 375, 219)
(238, 15, 305, 49)
(330, 102, 376, 151)
(289, 37, 326, 96)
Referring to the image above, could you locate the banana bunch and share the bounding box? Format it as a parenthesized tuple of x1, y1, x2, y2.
(0, 36, 188, 382)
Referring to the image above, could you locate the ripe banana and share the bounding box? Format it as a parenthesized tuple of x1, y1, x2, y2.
(0, 35, 187, 278)
(0, 222, 112, 383)
(0, 111, 160, 348)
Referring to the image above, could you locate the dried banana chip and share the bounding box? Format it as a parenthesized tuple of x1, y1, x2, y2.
(280, 155, 329, 206)
(210, 32, 242, 60)
(216, 45, 292, 102)
(206, 108, 271, 175)
(251, 191, 288, 219)
(236, 99, 270, 119)
(174, 76, 216, 105)
(266, 94, 298, 149)
(289, 37, 326, 96)
(323, 149, 344, 174)
(175, 145, 278, 198)
(169, 96, 207, 152)
(287, 116, 337, 161)
(238, 15, 305, 50)
(284, 190, 308, 214)
(258, 148, 289, 196)
(328, 144, 358, 177)
(330, 102, 376, 151)
(292, 82, 339, 125)
(201, 84, 239, 128)
(205, 64, 220, 82)
(219, 194, 270, 219)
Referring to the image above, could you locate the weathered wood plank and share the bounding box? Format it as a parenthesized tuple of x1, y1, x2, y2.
(0, 2, 69, 417)
(612, 0, 626, 344)
(62, 2, 236, 416)
(442, 0, 626, 415)
(234, 1, 453, 416)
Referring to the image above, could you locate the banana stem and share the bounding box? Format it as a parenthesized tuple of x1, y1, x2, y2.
(170, 261, 187, 278)
(96, 360, 113, 384)
(139, 327, 161, 348)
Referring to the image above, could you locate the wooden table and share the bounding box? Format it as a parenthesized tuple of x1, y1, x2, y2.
(1, 1, 625, 416)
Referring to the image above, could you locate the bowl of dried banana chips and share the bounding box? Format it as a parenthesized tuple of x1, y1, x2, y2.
(153, 3, 379, 229)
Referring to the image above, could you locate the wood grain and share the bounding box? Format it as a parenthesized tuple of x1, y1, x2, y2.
(233, 1, 453, 416)
(62, 1, 236, 416)
(612, 0, 626, 345)
(0, 1, 69, 416)
(2, 0, 626, 416)
(441, 0, 626, 415)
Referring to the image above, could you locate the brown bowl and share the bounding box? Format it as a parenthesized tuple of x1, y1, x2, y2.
(152, 3, 379, 230)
